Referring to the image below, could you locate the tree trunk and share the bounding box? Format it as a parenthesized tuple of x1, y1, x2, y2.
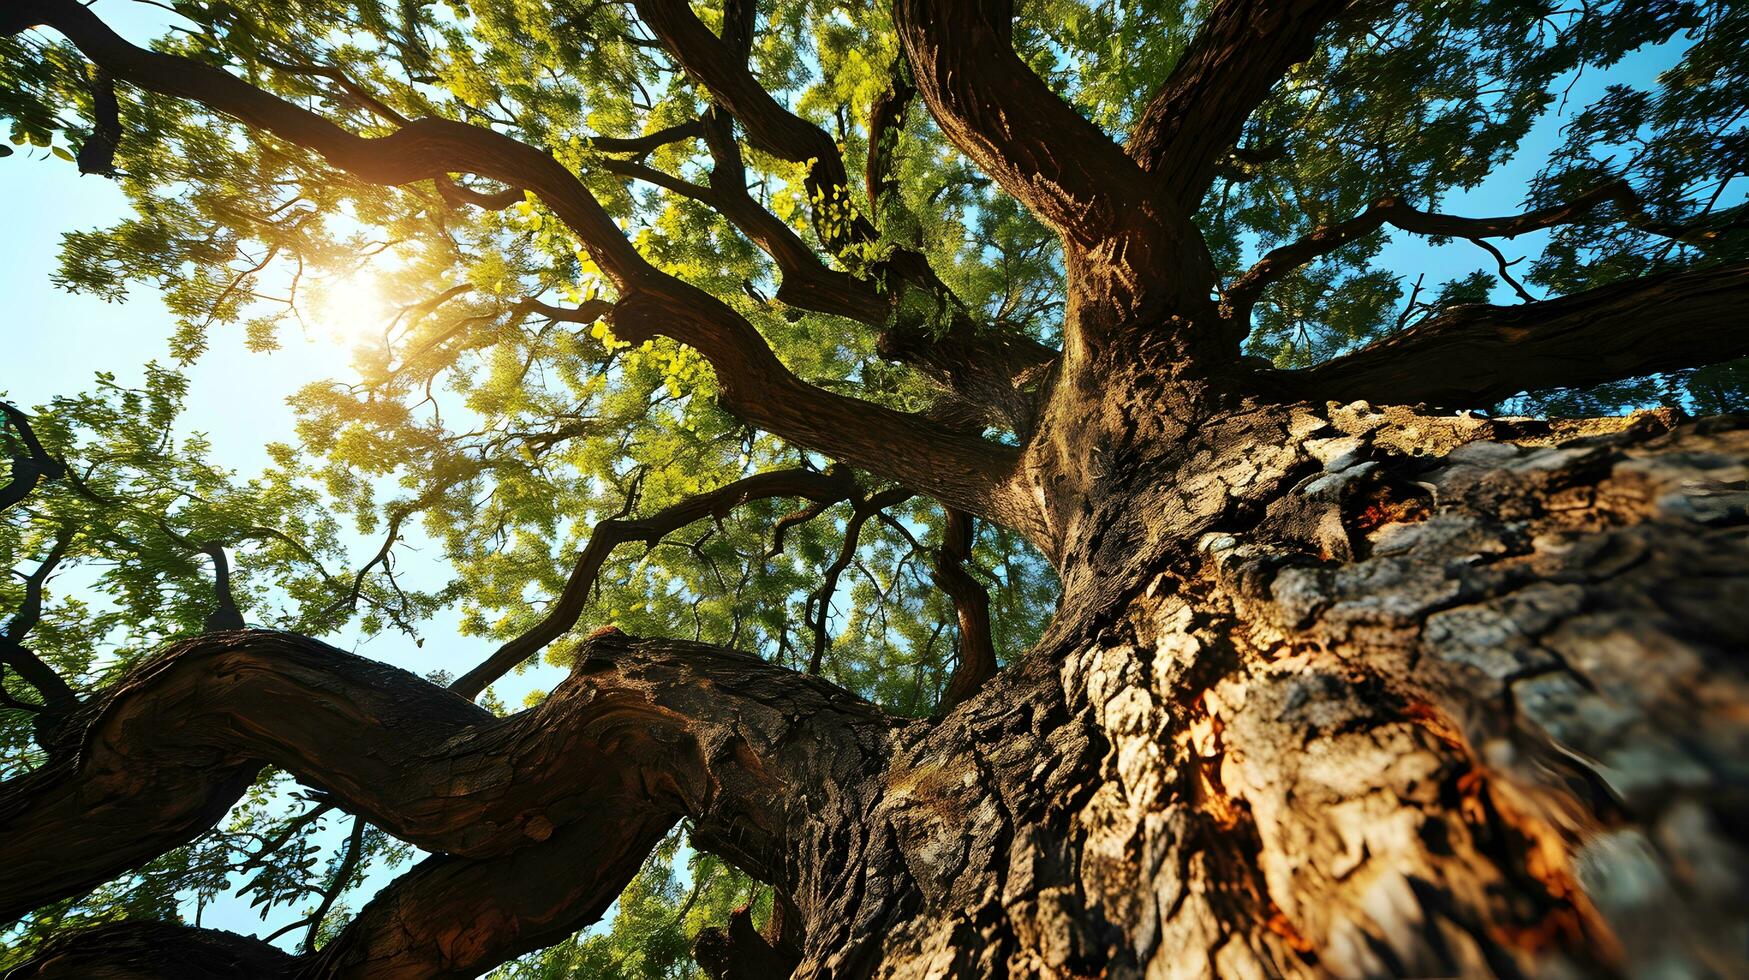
(769, 394, 1749, 978)
(7, 385, 1747, 980)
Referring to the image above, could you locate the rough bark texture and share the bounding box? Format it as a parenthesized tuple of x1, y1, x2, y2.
(703, 391, 1747, 978)
(6, 0, 1749, 976)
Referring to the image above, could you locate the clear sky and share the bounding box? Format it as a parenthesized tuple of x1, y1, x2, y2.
(0, 0, 1695, 959)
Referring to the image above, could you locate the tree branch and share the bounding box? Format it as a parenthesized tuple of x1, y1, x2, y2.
(633, 0, 873, 256)
(587, 119, 705, 157)
(866, 64, 915, 211)
(257, 54, 412, 126)
(448, 467, 861, 700)
(631, 2, 1058, 431)
(5, 809, 673, 978)
(198, 543, 246, 633)
(0, 628, 895, 924)
(805, 488, 911, 676)
(75, 63, 119, 177)
(1127, 0, 1352, 208)
(1224, 179, 1732, 322)
(693, 898, 803, 980)
(1274, 261, 1749, 407)
(1, 537, 80, 714)
(4, 921, 299, 979)
(892, 0, 1159, 249)
(303, 814, 366, 952)
(933, 509, 996, 712)
(892, 0, 1210, 338)
(0, 402, 65, 513)
(17, 0, 1028, 530)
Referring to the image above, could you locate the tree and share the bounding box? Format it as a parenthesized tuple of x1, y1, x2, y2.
(2, 0, 1748, 975)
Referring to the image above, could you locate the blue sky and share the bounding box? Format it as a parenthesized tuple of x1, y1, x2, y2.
(0, 0, 1697, 960)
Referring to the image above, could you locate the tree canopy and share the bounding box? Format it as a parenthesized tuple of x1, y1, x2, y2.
(2, 0, 1746, 975)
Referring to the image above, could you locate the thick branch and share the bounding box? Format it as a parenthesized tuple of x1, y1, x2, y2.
(449, 467, 860, 700)
(306, 808, 675, 976)
(893, 0, 1211, 338)
(893, 0, 1160, 249)
(1276, 261, 1749, 407)
(0, 628, 894, 925)
(1128, 0, 1352, 208)
(5, 921, 299, 978)
(7, 808, 672, 978)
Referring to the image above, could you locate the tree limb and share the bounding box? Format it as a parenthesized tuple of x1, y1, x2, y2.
(892, 0, 1210, 337)
(4, 921, 299, 979)
(0, 402, 65, 513)
(1, 527, 79, 712)
(5, 809, 673, 978)
(1225, 179, 1734, 322)
(303, 814, 366, 953)
(75, 63, 119, 177)
(892, 0, 1160, 249)
(933, 509, 996, 712)
(0, 627, 896, 925)
(1127, 0, 1353, 209)
(633, 0, 873, 256)
(587, 119, 705, 157)
(19, 0, 1027, 527)
(257, 54, 411, 126)
(632, 1, 1058, 430)
(198, 543, 246, 633)
(1274, 261, 1749, 407)
(866, 64, 915, 211)
(448, 467, 861, 700)
(805, 488, 912, 676)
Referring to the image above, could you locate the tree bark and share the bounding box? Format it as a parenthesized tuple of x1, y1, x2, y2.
(8, 2, 1749, 976)
(762, 399, 1749, 977)
(10, 395, 1744, 978)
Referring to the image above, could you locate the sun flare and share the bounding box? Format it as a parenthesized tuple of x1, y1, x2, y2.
(311, 273, 390, 342)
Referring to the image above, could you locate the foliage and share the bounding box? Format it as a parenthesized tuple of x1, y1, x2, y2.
(2, 0, 1745, 974)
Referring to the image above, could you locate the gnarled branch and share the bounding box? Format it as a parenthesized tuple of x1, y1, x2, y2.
(2, 527, 79, 713)
(0, 402, 65, 513)
(1275, 261, 1749, 407)
(0, 628, 894, 927)
(893, 0, 1209, 338)
(893, 0, 1158, 249)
